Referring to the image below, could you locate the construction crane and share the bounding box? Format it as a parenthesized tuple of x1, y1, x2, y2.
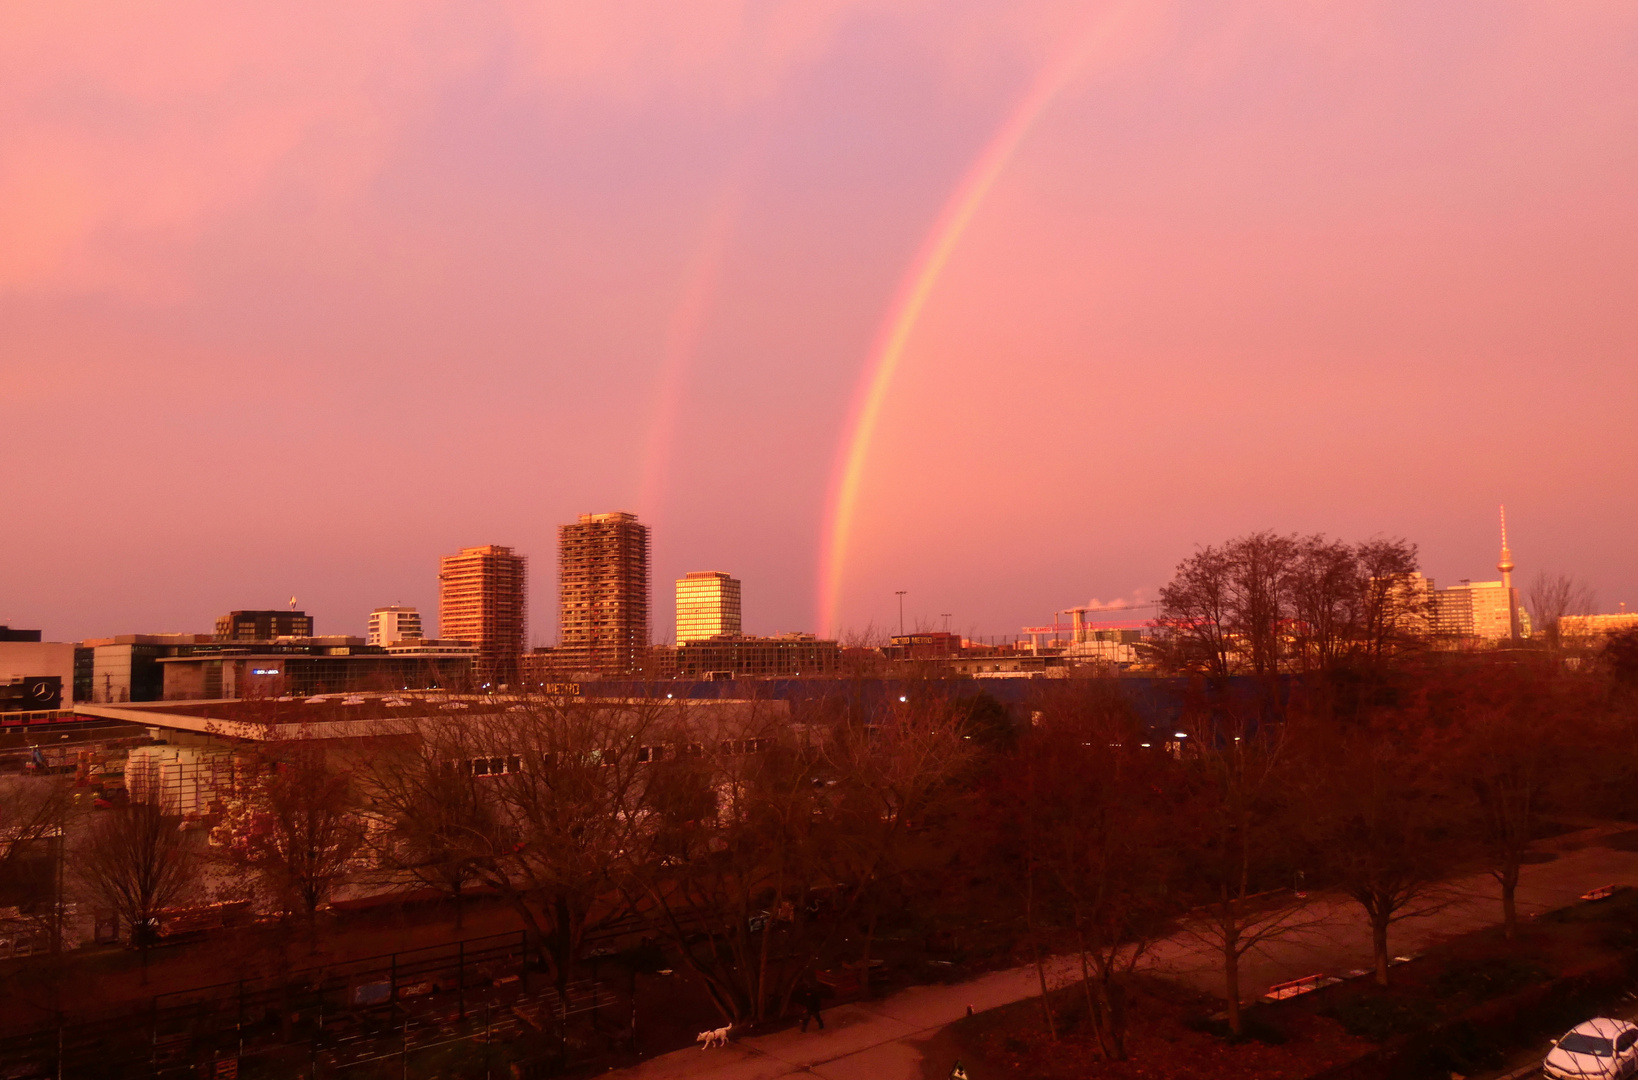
(1021, 603, 1159, 649)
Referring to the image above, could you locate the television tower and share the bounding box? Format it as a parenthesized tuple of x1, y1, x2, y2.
(1498, 505, 1520, 641)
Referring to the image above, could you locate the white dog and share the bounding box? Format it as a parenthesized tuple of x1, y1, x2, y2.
(696, 1024, 733, 1049)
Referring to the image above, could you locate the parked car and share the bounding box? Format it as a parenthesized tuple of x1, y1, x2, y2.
(1544, 1018, 1638, 1079)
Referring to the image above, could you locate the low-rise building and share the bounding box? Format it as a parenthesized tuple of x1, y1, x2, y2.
(0, 631, 77, 709)
(652, 633, 842, 680)
(882, 633, 963, 661)
(158, 638, 474, 700)
(216, 610, 315, 641)
(79, 634, 217, 703)
(367, 606, 424, 647)
(1560, 612, 1638, 640)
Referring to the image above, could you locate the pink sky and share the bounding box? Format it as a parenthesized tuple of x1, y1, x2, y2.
(3, 1, 1635, 645)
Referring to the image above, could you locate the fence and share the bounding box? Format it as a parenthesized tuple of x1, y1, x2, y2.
(0, 930, 634, 1079)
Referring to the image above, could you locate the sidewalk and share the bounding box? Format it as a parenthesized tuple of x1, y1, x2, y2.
(615, 823, 1638, 1079)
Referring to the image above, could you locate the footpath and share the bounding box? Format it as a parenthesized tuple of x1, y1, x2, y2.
(614, 822, 1638, 1080)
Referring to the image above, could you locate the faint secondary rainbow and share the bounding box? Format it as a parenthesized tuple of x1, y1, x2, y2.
(637, 182, 743, 521)
(816, 5, 1134, 635)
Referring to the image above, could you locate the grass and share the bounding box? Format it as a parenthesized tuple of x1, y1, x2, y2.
(917, 975, 1370, 1080)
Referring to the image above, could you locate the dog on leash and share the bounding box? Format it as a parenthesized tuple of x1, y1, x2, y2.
(696, 1024, 733, 1049)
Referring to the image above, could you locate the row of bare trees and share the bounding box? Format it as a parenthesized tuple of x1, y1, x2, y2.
(1157, 532, 1427, 675)
(980, 653, 1623, 1055)
(361, 695, 976, 1023)
(24, 695, 976, 1018)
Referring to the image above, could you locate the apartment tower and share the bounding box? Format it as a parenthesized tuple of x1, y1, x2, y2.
(438, 545, 527, 685)
(675, 571, 742, 643)
(367, 606, 423, 647)
(558, 512, 650, 675)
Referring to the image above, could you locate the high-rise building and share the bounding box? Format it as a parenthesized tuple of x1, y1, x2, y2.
(368, 606, 423, 647)
(1431, 580, 1522, 640)
(215, 610, 314, 641)
(1497, 505, 1522, 642)
(676, 571, 741, 643)
(438, 545, 528, 685)
(558, 512, 650, 675)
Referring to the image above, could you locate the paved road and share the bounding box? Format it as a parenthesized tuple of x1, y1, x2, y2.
(614, 822, 1638, 1080)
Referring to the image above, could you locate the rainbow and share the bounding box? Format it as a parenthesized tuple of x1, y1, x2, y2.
(815, 5, 1135, 635)
(637, 182, 743, 521)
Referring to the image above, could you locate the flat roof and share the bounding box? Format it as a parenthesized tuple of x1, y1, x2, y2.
(73, 692, 780, 742)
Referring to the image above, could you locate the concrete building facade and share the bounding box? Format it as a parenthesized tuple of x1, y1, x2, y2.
(438, 544, 528, 685)
(558, 512, 650, 676)
(0, 638, 77, 709)
(80, 634, 216, 703)
(215, 610, 314, 641)
(650, 633, 840, 680)
(160, 638, 474, 699)
(367, 606, 423, 647)
(1560, 612, 1638, 640)
(1431, 581, 1531, 641)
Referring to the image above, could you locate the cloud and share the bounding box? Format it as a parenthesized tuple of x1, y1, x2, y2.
(0, 4, 424, 298)
(1083, 591, 1153, 613)
(0, 1, 1104, 300)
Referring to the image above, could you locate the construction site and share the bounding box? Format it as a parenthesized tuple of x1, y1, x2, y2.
(553, 512, 651, 677)
(436, 545, 528, 686)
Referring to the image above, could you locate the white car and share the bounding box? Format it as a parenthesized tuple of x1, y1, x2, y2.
(1544, 1019, 1638, 1079)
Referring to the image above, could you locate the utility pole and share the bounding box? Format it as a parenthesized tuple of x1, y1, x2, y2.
(895, 591, 907, 637)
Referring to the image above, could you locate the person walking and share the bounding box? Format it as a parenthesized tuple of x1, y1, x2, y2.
(799, 982, 826, 1032)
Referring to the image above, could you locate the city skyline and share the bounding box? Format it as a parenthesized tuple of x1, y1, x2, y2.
(4, 3, 1636, 643)
(1, 506, 1626, 648)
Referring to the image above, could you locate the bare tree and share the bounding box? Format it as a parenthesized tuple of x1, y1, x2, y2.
(213, 741, 363, 945)
(0, 776, 69, 910)
(623, 701, 837, 1026)
(1442, 663, 1585, 940)
(1288, 535, 1360, 673)
(1160, 532, 1299, 676)
(1304, 713, 1459, 985)
(364, 730, 495, 929)
(400, 697, 664, 989)
(76, 795, 197, 976)
(1163, 531, 1425, 678)
(1157, 544, 1237, 677)
(1354, 538, 1426, 666)
(1527, 570, 1597, 648)
(825, 691, 974, 975)
(1176, 697, 1313, 1036)
(997, 681, 1180, 1059)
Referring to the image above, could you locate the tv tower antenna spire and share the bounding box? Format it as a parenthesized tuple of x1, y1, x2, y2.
(1497, 505, 1520, 641)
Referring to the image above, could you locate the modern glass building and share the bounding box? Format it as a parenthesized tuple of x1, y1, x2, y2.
(675, 571, 742, 643)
